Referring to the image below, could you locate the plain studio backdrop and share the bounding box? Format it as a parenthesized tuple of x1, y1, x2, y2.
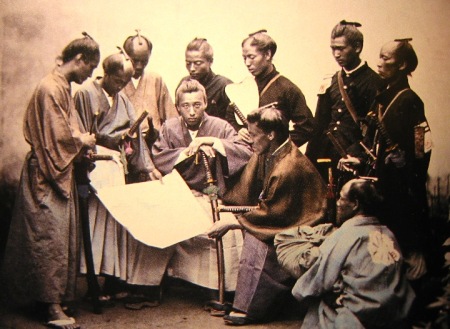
(0, 0, 449, 193)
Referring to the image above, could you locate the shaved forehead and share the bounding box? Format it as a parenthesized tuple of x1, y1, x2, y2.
(381, 41, 398, 54)
(123, 35, 152, 56)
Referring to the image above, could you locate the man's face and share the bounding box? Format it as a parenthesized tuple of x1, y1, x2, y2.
(128, 46, 150, 79)
(242, 40, 272, 77)
(248, 122, 272, 155)
(185, 50, 211, 81)
(330, 36, 361, 71)
(74, 55, 100, 84)
(103, 70, 131, 97)
(336, 183, 357, 226)
(177, 90, 206, 130)
(377, 42, 402, 83)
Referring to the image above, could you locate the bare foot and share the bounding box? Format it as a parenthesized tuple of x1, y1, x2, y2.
(47, 303, 80, 329)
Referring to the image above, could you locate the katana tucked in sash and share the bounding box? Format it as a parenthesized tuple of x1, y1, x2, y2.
(118, 110, 149, 180)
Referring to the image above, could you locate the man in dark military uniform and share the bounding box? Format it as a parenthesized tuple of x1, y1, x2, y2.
(179, 38, 232, 120)
(306, 20, 381, 187)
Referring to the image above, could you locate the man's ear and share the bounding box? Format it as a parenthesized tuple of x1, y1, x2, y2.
(265, 50, 273, 61)
(75, 53, 84, 62)
(398, 61, 407, 72)
(267, 131, 275, 141)
(355, 42, 362, 55)
(352, 199, 359, 212)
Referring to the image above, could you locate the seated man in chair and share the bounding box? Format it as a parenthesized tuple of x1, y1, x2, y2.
(208, 105, 326, 325)
(151, 79, 253, 298)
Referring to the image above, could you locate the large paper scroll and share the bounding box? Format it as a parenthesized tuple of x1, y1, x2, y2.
(94, 170, 212, 249)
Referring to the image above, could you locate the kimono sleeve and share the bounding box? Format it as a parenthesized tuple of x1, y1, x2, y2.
(292, 230, 352, 302)
(286, 85, 315, 147)
(152, 122, 186, 175)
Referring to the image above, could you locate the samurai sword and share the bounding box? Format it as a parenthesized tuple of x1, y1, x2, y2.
(229, 102, 248, 127)
(198, 151, 229, 315)
(218, 205, 258, 213)
(122, 110, 149, 139)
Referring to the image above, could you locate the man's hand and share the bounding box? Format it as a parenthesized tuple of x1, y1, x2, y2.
(337, 156, 361, 172)
(198, 145, 216, 158)
(385, 149, 406, 168)
(184, 137, 217, 157)
(238, 128, 252, 144)
(149, 168, 163, 181)
(80, 133, 96, 149)
(207, 216, 242, 239)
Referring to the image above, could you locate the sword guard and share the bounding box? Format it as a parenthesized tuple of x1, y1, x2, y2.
(203, 184, 219, 198)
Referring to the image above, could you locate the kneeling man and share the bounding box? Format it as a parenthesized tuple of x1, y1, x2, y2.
(293, 179, 415, 329)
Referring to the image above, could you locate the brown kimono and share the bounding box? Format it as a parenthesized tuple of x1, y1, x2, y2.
(223, 140, 326, 321)
(3, 70, 84, 304)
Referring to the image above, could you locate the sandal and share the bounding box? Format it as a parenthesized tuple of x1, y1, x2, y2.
(204, 300, 232, 317)
(46, 317, 80, 329)
(223, 311, 256, 326)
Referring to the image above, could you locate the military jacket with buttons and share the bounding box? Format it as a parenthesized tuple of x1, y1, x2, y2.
(306, 62, 381, 165)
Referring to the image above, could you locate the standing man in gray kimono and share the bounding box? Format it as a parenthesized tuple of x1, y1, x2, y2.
(74, 50, 160, 182)
(3, 34, 99, 329)
(123, 31, 178, 148)
(74, 51, 163, 306)
(292, 179, 414, 328)
(180, 38, 233, 120)
(208, 105, 326, 325)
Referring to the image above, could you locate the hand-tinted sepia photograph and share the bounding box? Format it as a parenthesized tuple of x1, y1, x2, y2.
(1, 0, 449, 328)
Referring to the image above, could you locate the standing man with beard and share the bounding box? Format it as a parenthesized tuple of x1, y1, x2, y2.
(305, 20, 381, 185)
(180, 38, 233, 120)
(123, 31, 177, 148)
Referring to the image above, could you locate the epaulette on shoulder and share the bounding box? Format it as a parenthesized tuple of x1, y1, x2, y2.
(318, 73, 334, 95)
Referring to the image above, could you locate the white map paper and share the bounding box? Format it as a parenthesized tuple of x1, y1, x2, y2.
(225, 76, 259, 125)
(94, 170, 213, 249)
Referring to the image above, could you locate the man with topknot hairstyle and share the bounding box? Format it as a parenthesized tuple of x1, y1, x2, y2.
(3, 34, 99, 329)
(123, 30, 177, 148)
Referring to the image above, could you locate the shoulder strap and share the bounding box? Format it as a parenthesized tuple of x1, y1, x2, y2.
(260, 73, 281, 98)
(378, 88, 410, 121)
(337, 71, 359, 124)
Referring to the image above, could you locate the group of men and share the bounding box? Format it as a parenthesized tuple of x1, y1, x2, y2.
(1, 19, 433, 329)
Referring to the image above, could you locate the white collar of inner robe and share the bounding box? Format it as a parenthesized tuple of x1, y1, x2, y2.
(343, 60, 365, 76)
(183, 117, 204, 139)
(188, 129, 198, 139)
(102, 88, 114, 107)
(271, 138, 289, 157)
(131, 76, 141, 89)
